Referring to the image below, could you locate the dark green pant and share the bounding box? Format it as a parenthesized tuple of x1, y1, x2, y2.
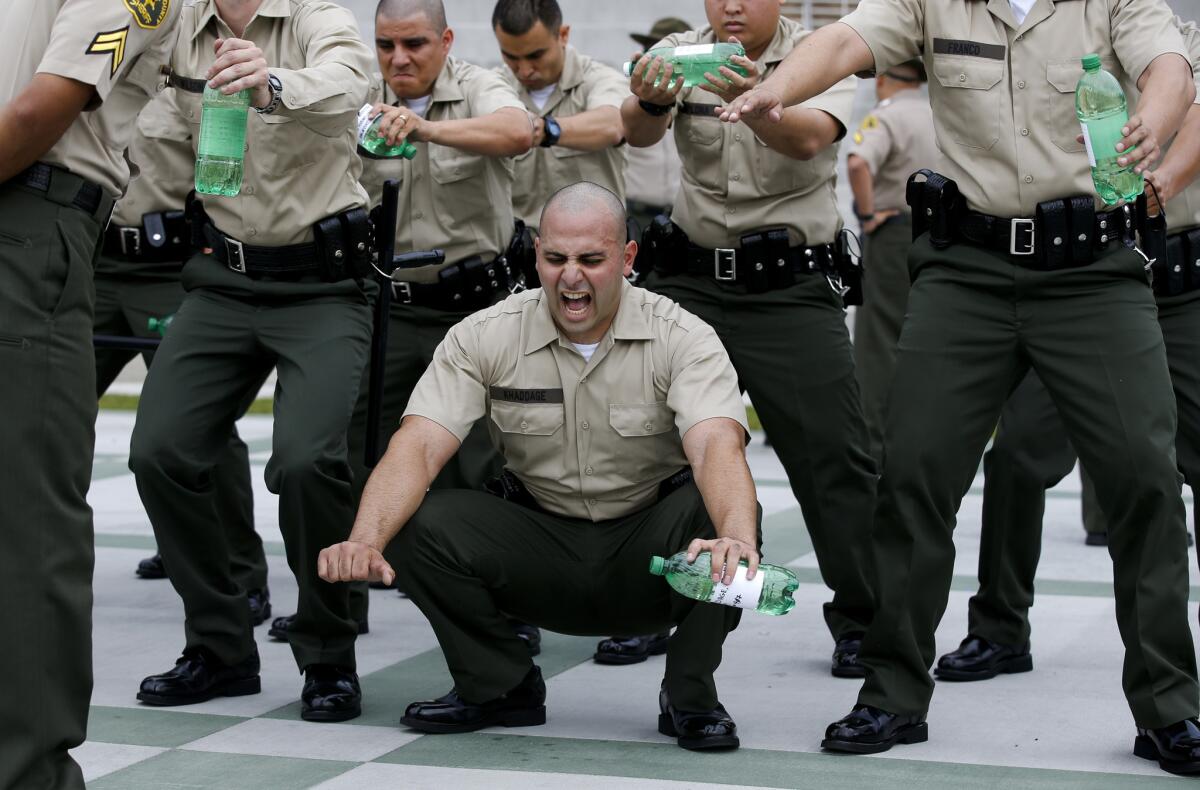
(857, 236, 1199, 728)
(94, 268, 267, 593)
(853, 216, 913, 463)
(395, 482, 759, 710)
(130, 277, 371, 671)
(644, 271, 876, 640)
(969, 293, 1200, 647)
(0, 177, 110, 790)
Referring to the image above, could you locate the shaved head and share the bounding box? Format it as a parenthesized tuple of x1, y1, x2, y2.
(376, 0, 447, 32)
(540, 182, 626, 243)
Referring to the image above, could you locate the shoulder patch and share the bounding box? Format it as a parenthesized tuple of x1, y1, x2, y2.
(124, 0, 171, 30)
(86, 27, 129, 78)
(858, 114, 879, 131)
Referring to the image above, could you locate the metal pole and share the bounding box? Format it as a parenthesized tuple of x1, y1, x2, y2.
(364, 179, 400, 468)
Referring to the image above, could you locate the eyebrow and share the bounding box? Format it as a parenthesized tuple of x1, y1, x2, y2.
(544, 249, 607, 259)
(501, 48, 547, 60)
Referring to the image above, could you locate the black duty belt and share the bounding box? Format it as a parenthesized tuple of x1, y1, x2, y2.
(204, 224, 324, 278)
(957, 204, 1134, 269)
(11, 163, 108, 217)
(391, 255, 513, 312)
(1152, 227, 1200, 298)
(683, 241, 833, 284)
(103, 211, 191, 263)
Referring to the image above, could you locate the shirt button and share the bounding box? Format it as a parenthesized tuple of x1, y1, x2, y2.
(247, 228, 258, 237)
(958, 74, 966, 82)
(1020, 128, 1029, 136)
(731, 173, 741, 181)
(585, 466, 594, 475)
(581, 421, 589, 430)
(644, 422, 654, 431)
(244, 185, 255, 195)
(414, 212, 424, 219)
(1017, 80, 1026, 89)
(520, 420, 528, 430)
(734, 133, 743, 141)
(1024, 175, 1033, 183)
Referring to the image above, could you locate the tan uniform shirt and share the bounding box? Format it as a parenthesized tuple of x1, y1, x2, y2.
(842, 0, 1188, 218)
(112, 88, 194, 227)
(168, 0, 374, 246)
(1, 0, 180, 198)
(496, 47, 629, 227)
(404, 281, 747, 520)
(624, 133, 682, 209)
(661, 18, 858, 248)
(849, 89, 942, 214)
(361, 58, 524, 268)
(1165, 17, 1200, 234)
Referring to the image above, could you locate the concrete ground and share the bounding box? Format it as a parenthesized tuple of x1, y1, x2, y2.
(78, 410, 1200, 789)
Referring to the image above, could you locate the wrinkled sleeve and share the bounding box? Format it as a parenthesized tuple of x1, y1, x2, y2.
(840, 0, 925, 76)
(666, 321, 749, 439)
(402, 319, 488, 442)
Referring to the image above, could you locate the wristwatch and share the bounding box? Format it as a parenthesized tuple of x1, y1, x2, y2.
(255, 73, 283, 115)
(540, 114, 561, 147)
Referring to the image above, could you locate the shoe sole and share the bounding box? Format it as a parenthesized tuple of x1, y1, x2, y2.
(831, 665, 867, 679)
(302, 703, 362, 723)
(136, 676, 261, 707)
(1134, 735, 1200, 775)
(934, 654, 1032, 682)
(400, 706, 547, 734)
(821, 722, 928, 754)
(593, 635, 670, 666)
(657, 713, 740, 750)
(135, 570, 167, 580)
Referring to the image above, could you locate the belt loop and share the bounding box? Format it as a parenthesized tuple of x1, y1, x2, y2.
(121, 227, 142, 257)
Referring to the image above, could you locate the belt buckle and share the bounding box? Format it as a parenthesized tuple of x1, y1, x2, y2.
(713, 248, 737, 281)
(225, 237, 246, 273)
(1010, 218, 1035, 256)
(120, 227, 142, 256)
(392, 281, 413, 304)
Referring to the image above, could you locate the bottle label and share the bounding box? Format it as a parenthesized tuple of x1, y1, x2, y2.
(356, 104, 376, 144)
(1080, 122, 1097, 167)
(674, 44, 717, 57)
(198, 106, 248, 159)
(1080, 115, 1127, 168)
(706, 565, 765, 610)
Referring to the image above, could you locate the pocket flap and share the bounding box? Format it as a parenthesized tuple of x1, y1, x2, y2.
(933, 58, 1004, 90)
(609, 402, 674, 437)
(490, 400, 564, 436)
(1046, 61, 1082, 93)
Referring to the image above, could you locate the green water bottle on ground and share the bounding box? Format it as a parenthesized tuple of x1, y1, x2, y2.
(1076, 53, 1143, 205)
(624, 43, 749, 90)
(357, 104, 417, 160)
(147, 314, 173, 336)
(195, 86, 250, 197)
(649, 551, 798, 615)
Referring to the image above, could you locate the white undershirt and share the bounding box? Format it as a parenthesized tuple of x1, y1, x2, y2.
(403, 94, 432, 117)
(572, 341, 599, 361)
(528, 84, 557, 112)
(1009, 0, 1036, 24)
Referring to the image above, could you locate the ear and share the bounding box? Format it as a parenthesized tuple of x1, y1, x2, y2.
(559, 24, 571, 47)
(442, 26, 454, 54)
(622, 239, 637, 277)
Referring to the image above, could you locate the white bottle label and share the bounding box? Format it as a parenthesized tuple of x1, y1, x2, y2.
(1080, 121, 1097, 168)
(356, 104, 376, 143)
(707, 565, 765, 610)
(674, 44, 717, 57)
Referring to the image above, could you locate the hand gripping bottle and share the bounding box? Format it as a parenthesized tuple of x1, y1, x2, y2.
(195, 86, 251, 197)
(147, 315, 173, 336)
(649, 551, 798, 615)
(1076, 53, 1143, 205)
(624, 43, 749, 90)
(357, 104, 417, 160)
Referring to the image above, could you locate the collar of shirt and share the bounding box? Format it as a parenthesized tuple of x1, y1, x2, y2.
(380, 56, 466, 110)
(524, 280, 655, 356)
(517, 46, 582, 114)
(191, 0, 291, 41)
(985, 0, 1055, 32)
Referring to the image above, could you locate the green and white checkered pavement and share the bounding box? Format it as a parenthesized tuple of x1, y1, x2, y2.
(79, 411, 1200, 788)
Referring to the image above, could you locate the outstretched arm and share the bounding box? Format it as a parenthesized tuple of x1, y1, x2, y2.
(681, 417, 760, 584)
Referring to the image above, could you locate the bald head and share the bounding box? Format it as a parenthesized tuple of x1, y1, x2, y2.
(540, 182, 626, 243)
(376, 0, 447, 32)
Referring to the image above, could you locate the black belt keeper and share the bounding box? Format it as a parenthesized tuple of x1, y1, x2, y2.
(906, 169, 964, 248)
(103, 211, 190, 262)
(657, 467, 694, 500)
(1152, 228, 1200, 298)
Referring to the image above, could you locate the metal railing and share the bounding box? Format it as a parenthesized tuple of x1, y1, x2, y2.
(783, 0, 858, 29)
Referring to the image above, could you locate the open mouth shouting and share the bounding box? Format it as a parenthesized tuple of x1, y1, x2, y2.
(560, 290, 593, 319)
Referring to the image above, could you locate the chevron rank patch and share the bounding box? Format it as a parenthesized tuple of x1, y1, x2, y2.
(124, 0, 170, 30)
(86, 27, 129, 77)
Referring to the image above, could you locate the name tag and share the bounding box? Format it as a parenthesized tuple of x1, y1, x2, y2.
(489, 386, 565, 404)
(933, 38, 1006, 60)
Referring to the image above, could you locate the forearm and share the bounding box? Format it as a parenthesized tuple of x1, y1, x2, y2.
(689, 424, 758, 546)
(848, 156, 875, 215)
(1133, 53, 1195, 147)
(558, 106, 623, 151)
(1155, 105, 1200, 203)
(742, 107, 839, 160)
(620, 95, 671, 147)
(425, 108, 533, 157)
(762, 23, 874, 109)
(0, 74, 94, 182)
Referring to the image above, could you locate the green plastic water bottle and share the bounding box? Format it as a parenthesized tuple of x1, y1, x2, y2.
(357, 104, 417, 160)
(1076, 53, 1143, 205)
(624, 43, 749, 90)
(147, 314, 173, 336)
(649, 551, 798, 615)
(195, 86, 250, 197)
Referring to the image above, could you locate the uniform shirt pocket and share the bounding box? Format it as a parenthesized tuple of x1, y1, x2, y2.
(252, 116, 322, 176)
(490, 400, 566, 480)
(608, 402, 678, 480)
(932, 57, 1004, 150)
(431, 148, 489, 227)
(1045, 60, 1087, 153)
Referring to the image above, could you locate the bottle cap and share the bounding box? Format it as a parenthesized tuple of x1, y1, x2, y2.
(1080, 53, 1101, 71)
(648, 556, 666, 575)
